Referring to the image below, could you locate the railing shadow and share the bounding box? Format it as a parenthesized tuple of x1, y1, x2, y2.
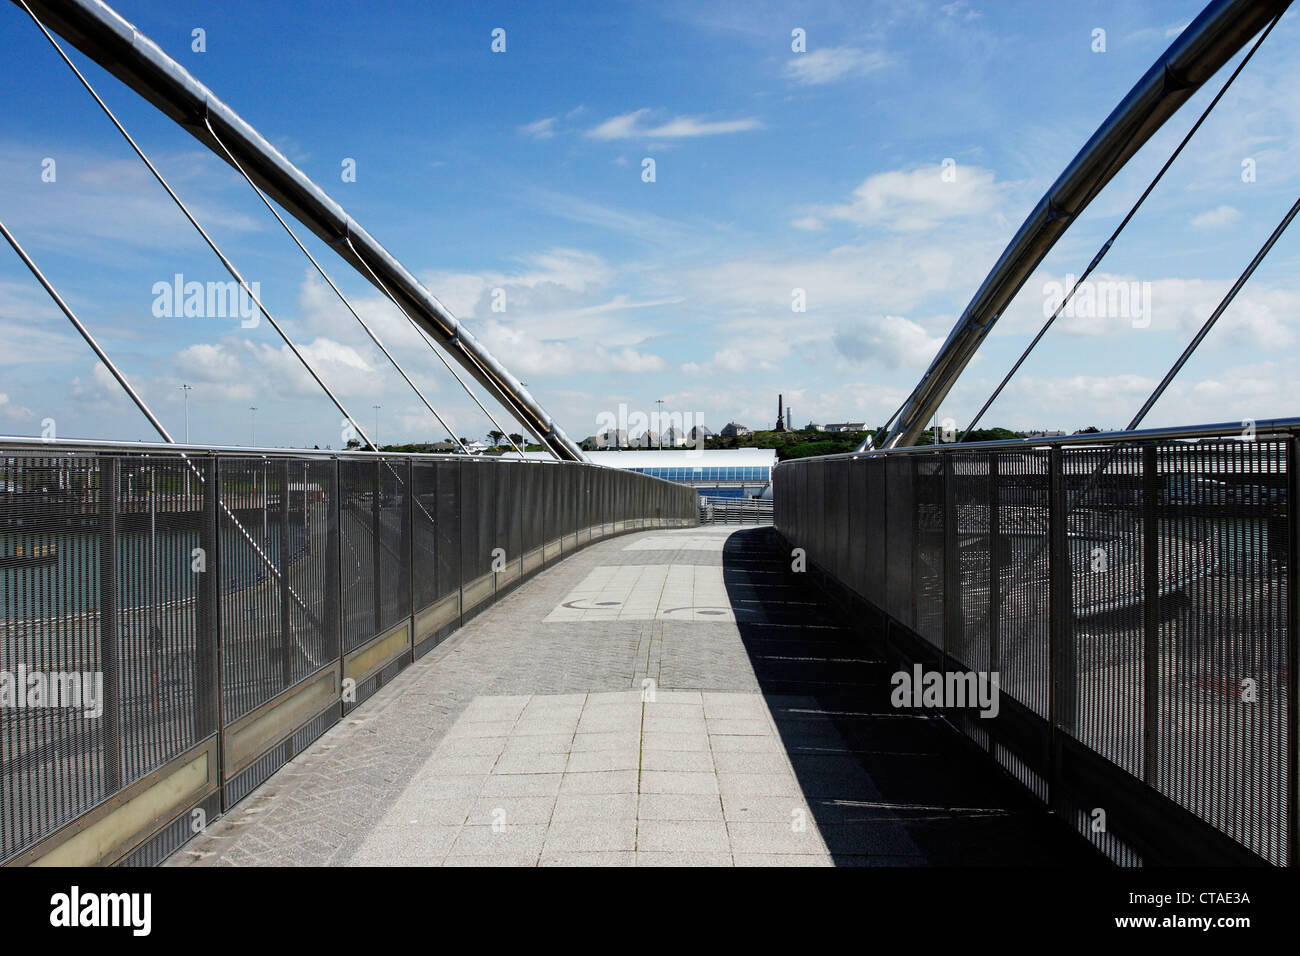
(720, 525, 1107, 866)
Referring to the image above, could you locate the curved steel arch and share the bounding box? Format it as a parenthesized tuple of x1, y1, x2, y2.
(13, 0, 586, 461)
(871, 0, 1290, 451)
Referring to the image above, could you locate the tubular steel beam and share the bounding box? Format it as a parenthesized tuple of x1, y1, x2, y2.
(11, 0, 585, 462)
(872, 0, 1291, 450)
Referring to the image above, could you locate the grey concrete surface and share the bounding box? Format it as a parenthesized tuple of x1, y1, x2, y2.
(165, 526, 1099, 867)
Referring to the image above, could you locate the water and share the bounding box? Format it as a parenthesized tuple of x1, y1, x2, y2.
(0, 523, 308, 620)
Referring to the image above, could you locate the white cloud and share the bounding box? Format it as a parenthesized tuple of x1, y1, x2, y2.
(520, 117, 557, 140)
(586, 109, 762, 140)
(0, 392, 33, 422)
(415, 249, 671, 380)
(683, 343, 783, 377)
(1191, 205, 1242, 229)
(521, 187, 687, 245)
(478, 321, 665, 378)
(784, 46, 891, 86)
(833, 314, 946, 370)
(798, 164, 1007, 232)
(69, 362, 131, 411)
(0, 147, 258, 258)
(683, 235, 997, 318)
(975, 360, 1300, 433)
(176, 342, 243, 382)
(999, 272, 1300, 351)
(163, 333, 379, 410)
(642, 116, 763, 137)
(587, 109, 651, 140)
(0, 281, 78, 365)
(940, 1, 981, 21)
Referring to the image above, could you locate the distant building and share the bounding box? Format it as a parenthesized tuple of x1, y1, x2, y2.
(688, 425, 715, 443)
(720, 422, 751, 438)
(1025, 430, 1066, 439)
(594, 428, 629, 449)
(805, 422, 825, 432)
(522, 448, 776, 500)
(632, 431, 661, 448)
(660, 426, 688, 447)
(823, 422, 866, 433)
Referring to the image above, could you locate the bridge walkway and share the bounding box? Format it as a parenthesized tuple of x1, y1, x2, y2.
(166, 525, 1101, 867)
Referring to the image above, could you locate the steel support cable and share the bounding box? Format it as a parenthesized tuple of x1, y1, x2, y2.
(200, 119, 449, 535)
(202, 116, 470, 458)
(342, 236, 538, 460)
(859, 396, 910, 452)
(16, 0, 375, 452)
(203, 117, 453, 533)
(872, 0, 1290, 452)
(959, 14, 1280, 444)
(445, 334, 550, 457)
(1128, 190, 1300, 430)
(0, 218, 172, 441)
(989, 190, 1300, 633)
(0, 217, 327, 654)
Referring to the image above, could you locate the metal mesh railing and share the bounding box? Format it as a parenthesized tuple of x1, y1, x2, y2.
(698, 495, 773, 525)
(0, 442, 697, 864)
(774, 423, 1294, 866)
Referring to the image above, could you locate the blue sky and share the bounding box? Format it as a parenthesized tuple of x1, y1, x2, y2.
(1, 0, 1297, 449)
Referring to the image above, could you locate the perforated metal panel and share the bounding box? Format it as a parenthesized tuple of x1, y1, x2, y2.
(338, 459, 378, 653)
(411, 460, 439, 611)
(0, 442, 698, 865)
(434, 460, 461, 601)
(377, 458, 411, 632)
(773, 431, 1294, 866)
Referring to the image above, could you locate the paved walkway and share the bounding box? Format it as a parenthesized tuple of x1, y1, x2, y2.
(167, 526, 1100, 867)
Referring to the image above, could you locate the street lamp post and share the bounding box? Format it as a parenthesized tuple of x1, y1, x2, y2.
(178, 384, 193, 443)
(178, 384, 193, 495)
(250, 406, 258, 446)
(655, 399, 664, 450)
(372, 404, 382, 450)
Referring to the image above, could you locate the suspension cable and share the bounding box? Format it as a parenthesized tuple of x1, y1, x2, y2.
(1128, 190, 1300, 430)
(860, 395, 910, 452)
(203, 116, 470, 457)
(0, 215, 327, 651)
(343, 236, 539, 459)
(201, 119, 450, 525)
(1, 216, 173, 441)
(958, 14, 1280, 443)
(446, 333, 551, 457)
(16, 0, 375, 451)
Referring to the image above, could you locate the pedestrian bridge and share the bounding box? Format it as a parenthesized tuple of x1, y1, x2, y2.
(2, 422, 1292, 868)
(160, 521, 1092, 867)
(0, 0, 1294, 869)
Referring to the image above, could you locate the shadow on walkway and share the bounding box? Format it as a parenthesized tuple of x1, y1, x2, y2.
(722, 526, 1106, 866)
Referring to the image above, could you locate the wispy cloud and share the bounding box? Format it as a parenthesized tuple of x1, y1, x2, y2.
(1191, 205, 1242, 229)
(519, 117, 557, 140)
(586, 109, 762, 140)
(784, 46, 891, 86)
(940, 1, 981, 22)
(520, 186, 688, 245)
